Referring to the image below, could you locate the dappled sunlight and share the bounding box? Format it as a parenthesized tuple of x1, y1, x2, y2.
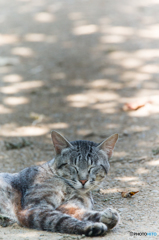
(1, 125, 49, 137)
(3, 74, 23, 83)
(115, 176, 146, 186)
(67, 93, 93, 103)
(128, 181, 145, 186)
(147, 159, 159, 166)
(73, 24, 98, 35)
(66, 93, 96, 106)
(24, 33, 57, 43)
(4, 96, 29, 106)
(87, 79, 122, 90)
(139, 0, 159, 7)
(0, 34, 19, 45)
(0, 0, 159, 147)
(0, 86, 20, 94)
(0, 104, 12, 114)
(92, 102, 117, 113)
(12, 47, 35, 57)
(105, 123, 119, 129)
(66, 90, 119, 109)
(136, 167, 149, 174)
(48, 122, 69, 129)
(34, 12, 55, 23)
(68, 101, 88, 108)
(0, 121, 69, 137)
(0, 80, 44, 94)
(87, 79, 110, 88)
(100, 26, 134, 36)
(135, 49, 159, 58)
(121, 71, 150, 81)
(100, 188, 123, 194)
(115, 177, 139, 182)
(100, 35, 126, 44)
(24, 33, 46, 42)
(120, 58, 143, 69)
(138, 27, 159, 39)
(139, 64, 159, 74)
(108, 51, 129, 60)
(109, 49, 159, 62)
(128, 103, 159, 117)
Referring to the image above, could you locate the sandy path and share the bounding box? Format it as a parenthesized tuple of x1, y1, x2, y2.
(0, 0, 159, 239)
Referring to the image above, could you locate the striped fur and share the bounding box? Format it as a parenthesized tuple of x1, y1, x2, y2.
(0, 131, 119, 236)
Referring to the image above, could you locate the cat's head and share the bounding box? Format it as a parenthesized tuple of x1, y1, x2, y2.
(51, 131, 118, 193)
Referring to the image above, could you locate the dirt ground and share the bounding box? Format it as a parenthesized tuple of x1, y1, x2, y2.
(0, 0, 159, 239)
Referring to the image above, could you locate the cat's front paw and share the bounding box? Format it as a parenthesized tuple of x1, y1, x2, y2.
(100, 208, 119, 230)
(85, 222, 107, 237)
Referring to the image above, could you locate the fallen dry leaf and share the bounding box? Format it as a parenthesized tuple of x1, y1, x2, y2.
(121, 191, 139, 198)
(123, 100, 150, 111)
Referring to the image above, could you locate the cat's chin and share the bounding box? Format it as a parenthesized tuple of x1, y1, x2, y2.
(78, 188, 89, 194)
(77, 186, 95, 194)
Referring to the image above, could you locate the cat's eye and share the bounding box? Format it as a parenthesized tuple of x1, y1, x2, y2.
(88, 167, 94, 173)
(58, 163, 67, 169)
(73, 166, 78, 173)
(100, 164, 107, 173)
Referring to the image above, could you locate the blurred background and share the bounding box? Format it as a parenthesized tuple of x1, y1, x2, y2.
(0, 0, 159, 239)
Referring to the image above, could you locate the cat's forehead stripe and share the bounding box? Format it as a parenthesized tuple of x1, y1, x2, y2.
(69, 140, 98, 165)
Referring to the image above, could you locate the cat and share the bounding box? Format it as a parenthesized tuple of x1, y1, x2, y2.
(0, 131, 119, 237)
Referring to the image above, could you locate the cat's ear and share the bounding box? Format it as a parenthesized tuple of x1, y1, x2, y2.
(97, 133, 118, 159)
(51, 130, 73, 155)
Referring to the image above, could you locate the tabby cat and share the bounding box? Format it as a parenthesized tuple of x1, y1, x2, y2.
(0, 131, 119, 236)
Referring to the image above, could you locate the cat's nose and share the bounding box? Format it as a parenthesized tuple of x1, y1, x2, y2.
(79, 179, 88, 186)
